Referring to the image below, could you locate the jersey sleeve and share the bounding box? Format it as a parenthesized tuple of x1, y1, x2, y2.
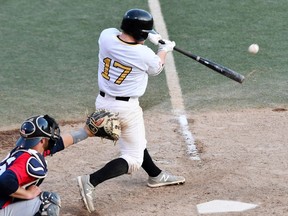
(44, 137, 65, 156)
(144, 48, 163, 76)
(50, 137, 65, 154)
(0, 170, 19, 195)
(147, 54, 163, 76)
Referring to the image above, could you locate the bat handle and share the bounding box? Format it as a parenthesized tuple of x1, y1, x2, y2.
(158, 40, 183, 53)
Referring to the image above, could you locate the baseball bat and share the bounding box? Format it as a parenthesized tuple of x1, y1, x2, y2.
(159, 40, 245, 83)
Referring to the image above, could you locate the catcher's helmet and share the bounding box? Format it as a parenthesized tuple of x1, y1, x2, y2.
(16, 115, 60, 149)
(120, 8, 154, 41)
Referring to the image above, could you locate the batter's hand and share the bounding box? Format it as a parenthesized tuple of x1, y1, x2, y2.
(148, 33, 162, 45)
(158, 39, 176, 52)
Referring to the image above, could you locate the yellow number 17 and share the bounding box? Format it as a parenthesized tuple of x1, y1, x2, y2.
(101, 57, 132, 85)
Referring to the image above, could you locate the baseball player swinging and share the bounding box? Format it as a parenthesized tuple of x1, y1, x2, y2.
(77, 8, 185, 213)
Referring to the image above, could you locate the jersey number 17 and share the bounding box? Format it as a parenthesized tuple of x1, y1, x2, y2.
(101, 57, 132, 85)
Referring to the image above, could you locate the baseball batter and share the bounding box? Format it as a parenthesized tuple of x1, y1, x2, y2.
(77, 8, 185, 213)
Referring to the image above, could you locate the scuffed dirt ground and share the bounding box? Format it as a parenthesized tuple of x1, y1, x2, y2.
(1, 108, 288, 216)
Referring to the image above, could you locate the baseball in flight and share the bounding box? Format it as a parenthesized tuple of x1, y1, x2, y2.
(248, 44, 259, 54)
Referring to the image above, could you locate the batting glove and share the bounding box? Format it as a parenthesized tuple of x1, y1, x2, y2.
(148, 33, 162, 45)
(158, 39, 176, 52)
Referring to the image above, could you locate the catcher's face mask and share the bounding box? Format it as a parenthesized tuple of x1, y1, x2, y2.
(16, 115, 60, 150)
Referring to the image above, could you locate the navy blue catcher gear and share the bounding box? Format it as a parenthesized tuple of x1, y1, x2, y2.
(120, 8, 155, 41)
(36, 191, 61, 216)
(16, 115, 60, 149)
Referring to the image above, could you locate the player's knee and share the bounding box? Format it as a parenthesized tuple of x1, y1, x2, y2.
(128, 162, 142, 173)
(121, 155, 143, 174)
(37, 191, 61, 216)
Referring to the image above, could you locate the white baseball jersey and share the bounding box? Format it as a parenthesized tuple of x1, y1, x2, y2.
(97, 28, 163, 98)
(95, 28, 164, 173)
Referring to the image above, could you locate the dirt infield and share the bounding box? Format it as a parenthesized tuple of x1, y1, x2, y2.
(1, 108, 287, 216)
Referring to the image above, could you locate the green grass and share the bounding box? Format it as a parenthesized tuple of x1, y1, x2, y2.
(0, 0, 166, 127)
(160, 0, 288, 111)
(1, 0, 287, 127)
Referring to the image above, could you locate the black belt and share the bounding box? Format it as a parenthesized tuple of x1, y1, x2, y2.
(100, 91, 130, 102)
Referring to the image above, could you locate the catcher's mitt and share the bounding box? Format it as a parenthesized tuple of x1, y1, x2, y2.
(86, 109, 121, 142)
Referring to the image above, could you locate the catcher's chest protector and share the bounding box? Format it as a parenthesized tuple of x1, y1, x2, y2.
(0, 148, 48, 187)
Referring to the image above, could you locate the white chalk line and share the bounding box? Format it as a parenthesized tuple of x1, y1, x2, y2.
(148, 1, 200, 160)
(149, 6, 259, 214)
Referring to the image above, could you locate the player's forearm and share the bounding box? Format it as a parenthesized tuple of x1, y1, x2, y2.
(11, 186, 41, 200)
(62, 127, 91, 148)
(157, 50, 167, 65)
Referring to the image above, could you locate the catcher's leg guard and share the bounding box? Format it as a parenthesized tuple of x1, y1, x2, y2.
(35, 191, 61, 216)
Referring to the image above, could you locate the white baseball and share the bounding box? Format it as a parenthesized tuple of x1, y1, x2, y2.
(248, 44, 259, 54)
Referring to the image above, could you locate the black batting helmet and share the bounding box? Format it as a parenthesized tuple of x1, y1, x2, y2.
(16, 115, 60, 149)
(120, 8, 154, 41)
